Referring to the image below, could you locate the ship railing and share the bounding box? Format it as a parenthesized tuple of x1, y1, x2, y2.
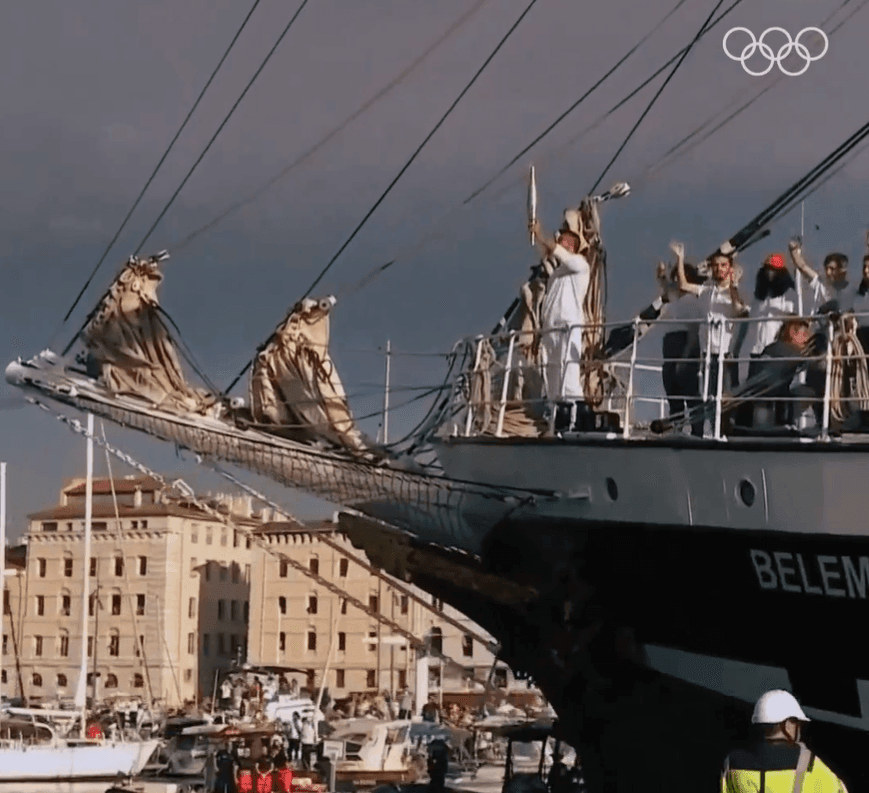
(450, 310, 869, 442)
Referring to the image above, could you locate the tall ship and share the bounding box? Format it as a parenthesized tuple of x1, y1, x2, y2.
(5, 6, 868, 791)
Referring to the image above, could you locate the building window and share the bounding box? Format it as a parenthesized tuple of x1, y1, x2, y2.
(243, 602, 249, 623)
(114, 556, 124, 577)
(64, 557, 73, 577)
(3, 634, 7, 655)
(32, 673, 43, 687)
(184, 669, 193, 682)
(307, 595, 318, 615)
(190, 557, 198, 577)
(279, 560, 288, 578)
(217, 600, 225, 621)
(234, 530, 241, 548)
(231, 635, 239, 655)
(111, 594, 121, 615)
(42, 521, 58, 532)
(109, 632, 119, 657)
(61, 594, 71, 616)
(138, 556, 147, 575)
(339, 558, 348, 577)
(369, 595, 379, 613)
(188, 597, 196, 619)
(220, 529, 228, 547)
(131, 520, 138, 529)
(36, 595, 45, 616)
(57, 673, 68, 688)
(203, 634, 210, 656)
(133, 673, 144, 688)
(135, 635, 144, 657)
(205, 562, 211, 582)
(191, 523, 198, 543)
(279, 632, 286, 653)
(92, 522, 107, 531)
(309, 557, 319, 575)
(34, 636, 43, 656)
(338, 632, 346, 652)
(0, 670, 5, 684)
(462, 634, 473, 658)
(368, 630, 377, 651)
(90, 557, 97, 577)
(105, 673, 118, 689)
(400, 595, 408, 615)
(141, 520, 148, 529)
(231, 601, 237, 621)
(188, 633, 195, 655)
(220, 565, 227, 582)
(341, 599, 347, 615)
(87, 636, 94, 657)
(218, 634, 225, 656)
(429, 628, 443, 655)
(493, 668, 508, 688)
(279, 596, 288, 616)
(136, 594, 145, 616)
(336, 669, 345, 688)
(244, 564, 251, 583)
(307, 632, 316, 651)
(246, 537, 251, 549)
(366, 669, 376, 688)
(232, 564, 239, 584)
(37, 558, 46, 577)
(398, 669, 407, 689)
(59, 632, 69, 657)
(205, 529, 213, 546)
(88, 592, 97, 617)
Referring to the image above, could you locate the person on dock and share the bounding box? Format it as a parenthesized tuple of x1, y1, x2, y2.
(721, 690, 848, 792)
(213, 742, 238, 793)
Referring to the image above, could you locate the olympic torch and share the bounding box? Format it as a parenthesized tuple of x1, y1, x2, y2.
(528, 165, 537, 247)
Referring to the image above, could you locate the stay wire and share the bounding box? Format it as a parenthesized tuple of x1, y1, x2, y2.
(589, 0, 726, 194)
(133, 0, 311, 258)
(463, 0, 690, 205)
(222, 0, 541, 397)
(171, 0, 493, 254)
(56, 0, 264, 332)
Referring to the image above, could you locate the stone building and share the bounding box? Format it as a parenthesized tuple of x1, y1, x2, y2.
(10, 475, 256, 707)
(247, 519, 524, 709)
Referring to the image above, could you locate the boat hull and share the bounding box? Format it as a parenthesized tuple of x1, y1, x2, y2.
(0, 739, 159, 781)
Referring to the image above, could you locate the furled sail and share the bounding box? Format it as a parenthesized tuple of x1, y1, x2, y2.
(249, 296, 369, 456)
(82, 253, 215, 415)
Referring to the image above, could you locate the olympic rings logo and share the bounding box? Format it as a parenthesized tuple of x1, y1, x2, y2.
(722, 27, 829, 76)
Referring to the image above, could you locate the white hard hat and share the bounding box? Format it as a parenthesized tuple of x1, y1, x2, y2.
(752, 690, 810, 724)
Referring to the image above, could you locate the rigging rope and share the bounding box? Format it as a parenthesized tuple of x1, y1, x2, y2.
(170, 0, 493, 255)
(222, 0, 542, 397)
(132, 0, 311, 258)
(464, 0, 690, 205)
(589, 0, 727, 193)
(55, 0, 265, 335)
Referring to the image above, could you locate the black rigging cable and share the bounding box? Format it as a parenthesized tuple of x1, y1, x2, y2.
(58, 0, 264, 329)
(589, 0, 726, 193)
(171, 0, 493, 254)
(221, 0, 542, 397)
(60, 0, 310, 358)
(463, 0, 690, 205)
(133, 0, 311, 257)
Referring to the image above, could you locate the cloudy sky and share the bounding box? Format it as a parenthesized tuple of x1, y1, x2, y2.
(2, 0, 867, 537)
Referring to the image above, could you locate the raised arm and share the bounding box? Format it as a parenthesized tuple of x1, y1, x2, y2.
(671, 241, 702, 296)
(530, 219, 557, 258)
(788, 238, 819, 281)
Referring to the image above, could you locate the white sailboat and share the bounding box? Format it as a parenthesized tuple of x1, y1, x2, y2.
(0, 435, 159, 781)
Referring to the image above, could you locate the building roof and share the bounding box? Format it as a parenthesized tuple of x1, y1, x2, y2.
(28, 502, 260, 524)
(63, 476, 163, 496)
(253, 519, 338, 536)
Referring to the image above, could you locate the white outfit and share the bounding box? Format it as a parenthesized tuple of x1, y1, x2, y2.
(748, 291, 798, 354)
(694, 283, 744, 355)
(852, 284, 869, 322)
(663, 291, 704, 335)
(540, 245, 591, 400)
(807, 275, 855, 314)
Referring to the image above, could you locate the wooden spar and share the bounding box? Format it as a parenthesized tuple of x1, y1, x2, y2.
(528, 165, 537, 247)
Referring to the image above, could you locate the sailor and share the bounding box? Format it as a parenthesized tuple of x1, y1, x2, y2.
(300, 715, 316, 769)
(721, 690, 848, 792)
(427, 738, 449, 793)
(214, 741, 238, 793)
(399, 687, 413, 719)
(746, 253, 799, 378)
(529, 213, 591, 426)
(787, 238, 854, 315)
(220, 677, 233, 710)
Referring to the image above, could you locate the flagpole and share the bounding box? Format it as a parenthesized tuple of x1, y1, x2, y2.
(77, 413, 94, 737)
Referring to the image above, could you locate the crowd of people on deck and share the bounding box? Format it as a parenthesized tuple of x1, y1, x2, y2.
(523, 205, 869, 435)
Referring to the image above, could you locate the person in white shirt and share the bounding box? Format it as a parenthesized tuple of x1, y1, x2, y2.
(851, 233, 869, 352)
(530, 215, 591, 418)
(746, 252, 798, 378)
(674, 242, 749, 431)
(787, 239, 854, 315)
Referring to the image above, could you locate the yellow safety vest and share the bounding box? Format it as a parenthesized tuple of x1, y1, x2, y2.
(721, 742, 848, 793)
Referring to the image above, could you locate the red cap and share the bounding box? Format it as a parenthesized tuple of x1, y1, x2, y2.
(766, 253, 786, 270)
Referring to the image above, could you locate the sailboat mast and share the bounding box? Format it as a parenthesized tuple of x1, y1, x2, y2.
(78, 413, 94, 737)
(382, 340, 391, 445)
(0, 461, 6, 705)
(797, 201, 805, 315)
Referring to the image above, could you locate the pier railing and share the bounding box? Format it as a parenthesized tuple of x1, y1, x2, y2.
(447, 309, 869, 442)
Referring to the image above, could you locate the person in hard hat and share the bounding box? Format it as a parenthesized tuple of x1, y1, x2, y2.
(721, 690, 848, 792)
